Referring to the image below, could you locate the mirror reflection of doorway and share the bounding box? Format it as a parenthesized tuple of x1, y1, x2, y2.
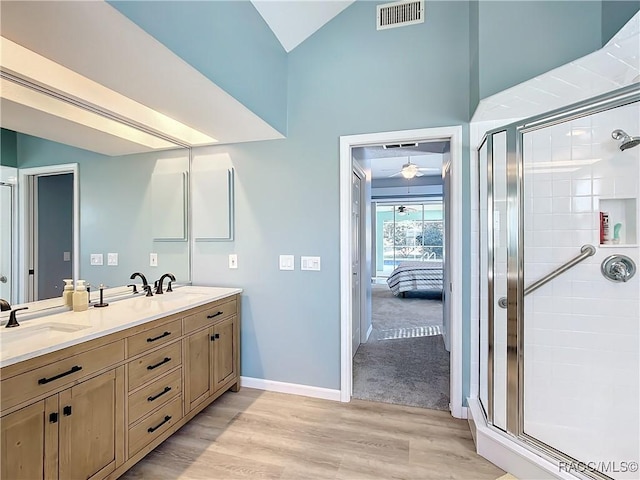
(31, 173, 74, 300)
(18, 167, 76, 302)
(0, 182, 13, 302)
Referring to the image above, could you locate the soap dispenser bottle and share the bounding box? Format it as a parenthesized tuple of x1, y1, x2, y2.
(73, 280, 89, 312)
(62, 279, 74, 307)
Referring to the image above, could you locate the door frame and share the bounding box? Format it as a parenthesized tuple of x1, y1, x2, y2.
(18, 164, 79, 303)
(0, 166, 18, 304)
(351, 163, 367, 354)
(339, 126, 465, 418)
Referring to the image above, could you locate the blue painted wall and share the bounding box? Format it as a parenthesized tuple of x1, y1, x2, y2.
(476, 1, 603, 100)
(1, 129, 17, 167)
(191, 0, 473, 393)
(601, 0, 640, 45)
(109, 0, 288, 135)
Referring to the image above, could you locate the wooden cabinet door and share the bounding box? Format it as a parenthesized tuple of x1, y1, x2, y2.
(213, 316, 237, 391)
(0, 398, 57, 480)
(184, 328, 212, 411)
(58, 368, 123, 480)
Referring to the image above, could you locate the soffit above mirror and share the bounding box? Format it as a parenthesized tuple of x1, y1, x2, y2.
(0, 1, 284, 156)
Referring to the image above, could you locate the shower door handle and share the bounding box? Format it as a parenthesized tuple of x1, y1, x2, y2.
(0, 275, 6, 283)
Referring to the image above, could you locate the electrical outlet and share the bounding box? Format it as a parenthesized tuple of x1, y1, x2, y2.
(90, 253, 103, 266)
(150, 253, 158, 267)
(229, 254, 238, 269)
(107, 253, 118, 266)
(63, 251, 71, 262)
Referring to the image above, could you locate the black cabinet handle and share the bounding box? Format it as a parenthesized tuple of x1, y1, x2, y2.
(63, 406, 72, 416)
(207, 311, 223, 319)
(147, 331, 171, 343)
(147, 357, 171, 370)
(38, 365, 82, 385)
(147, 415, 172, 433)
(49, 412, 58, 423)
(210, 333, 220, 341)
(147, 386, 172, 402)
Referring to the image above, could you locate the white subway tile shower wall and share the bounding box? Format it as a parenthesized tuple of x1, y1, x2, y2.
(522, 101, 639, 478)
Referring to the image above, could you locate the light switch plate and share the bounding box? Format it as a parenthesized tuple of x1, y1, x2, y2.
(150, 253, 158, 267)
(90, 253, 103, 266)
(279, 255, 295, 271)
(229, 254, 238, 269)
(107, 253, 118, 266)
(301, 256, 321, 271)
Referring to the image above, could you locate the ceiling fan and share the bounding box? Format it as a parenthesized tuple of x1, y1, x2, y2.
(388, 157, 440, 179)
(397, 205, 418, 215)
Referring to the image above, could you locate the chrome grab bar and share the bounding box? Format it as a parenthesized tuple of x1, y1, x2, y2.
(498, 244, 596, 308)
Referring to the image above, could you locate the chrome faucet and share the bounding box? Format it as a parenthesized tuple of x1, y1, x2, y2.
(5, 307, 28, 328)
(155, 273, 176, 295)
(130, 272, 153, 296)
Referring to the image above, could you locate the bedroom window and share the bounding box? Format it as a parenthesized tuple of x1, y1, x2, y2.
(375, 202, 443, 277)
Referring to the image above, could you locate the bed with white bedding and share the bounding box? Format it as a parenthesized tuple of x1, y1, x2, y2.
(386, 261, 443, 296)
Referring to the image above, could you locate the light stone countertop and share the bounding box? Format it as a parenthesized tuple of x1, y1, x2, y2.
(0, 286, 242, 368)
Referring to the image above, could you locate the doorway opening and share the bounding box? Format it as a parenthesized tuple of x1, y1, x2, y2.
(18, 164, 79, 302)
(339, 126, 464, 418)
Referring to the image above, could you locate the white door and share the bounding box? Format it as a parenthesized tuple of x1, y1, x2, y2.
(351, 170, 362, 357)
(0, 183, 12, 301)
(442, 160, 452, 351)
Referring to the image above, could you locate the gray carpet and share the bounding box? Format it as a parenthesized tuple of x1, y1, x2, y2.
(353, 284, 450, 411)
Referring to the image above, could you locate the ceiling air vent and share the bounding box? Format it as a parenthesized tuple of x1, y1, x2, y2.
(377, 0, 424, 30)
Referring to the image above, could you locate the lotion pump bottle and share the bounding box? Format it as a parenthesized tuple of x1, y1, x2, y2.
(73, 280, 89, 312)
(62, 279, 74, 307)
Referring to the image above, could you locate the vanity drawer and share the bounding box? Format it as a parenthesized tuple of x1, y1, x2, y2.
(128, 368, 182, 425)
(128, 394, 183, 458)
(1, 340, 125, 411)
(183, 298, 237, 334)
(128, 341, 182, 390)
(127, 318, 182, 358)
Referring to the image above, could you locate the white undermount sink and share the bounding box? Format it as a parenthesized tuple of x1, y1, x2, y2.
(0, 322, 91, 344)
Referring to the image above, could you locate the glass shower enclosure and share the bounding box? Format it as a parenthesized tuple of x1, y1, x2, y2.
(478, 84, 640, 480)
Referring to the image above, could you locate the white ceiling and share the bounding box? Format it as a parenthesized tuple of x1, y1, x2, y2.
(354, 142, 449, 179)
(251, 1, 354, 52)
(0, 1, 284, 156)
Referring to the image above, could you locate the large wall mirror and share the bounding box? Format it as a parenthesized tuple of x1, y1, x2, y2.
(0, 129, 190, 306)
(0, 98, 191, 307)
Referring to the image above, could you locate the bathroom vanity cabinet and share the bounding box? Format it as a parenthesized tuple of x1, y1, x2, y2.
(0, 291, 240, 480)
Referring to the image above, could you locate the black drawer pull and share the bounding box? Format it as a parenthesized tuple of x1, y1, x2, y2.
(147, 331, 171, 343)
(147, 357, 171, 370)
(210, 333, 220, 342)
(207, 311, 224, 319)
(147, 415, 172, 433)
(63, 405, 72, 416)
(38, 365, 82, 385)
(148, 386, 172, 402)
(49, 412, 58, 423)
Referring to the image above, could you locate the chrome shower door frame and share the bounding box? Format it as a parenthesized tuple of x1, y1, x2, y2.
(480, 83, 640, 479)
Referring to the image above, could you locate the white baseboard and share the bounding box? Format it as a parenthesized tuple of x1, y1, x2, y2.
(467, 397, 575, 480)
(240, 376, 342, 402)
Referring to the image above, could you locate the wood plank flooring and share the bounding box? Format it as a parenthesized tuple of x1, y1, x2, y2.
(120, 388, 504, 480)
